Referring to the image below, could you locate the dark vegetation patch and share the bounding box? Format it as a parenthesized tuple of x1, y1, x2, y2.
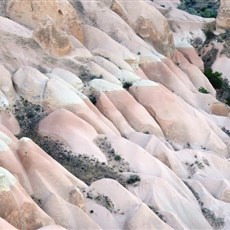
(148, 206, 166, 223)
(95, 137, 132, 173)
(184, 155, 210, 178)
(198, 87, 210, 94)
(222, 127, 230, 137)
(191, 27, 230, 105)
(122, 81, 133, 89)
(184, 181, 225, 229)
(86, 190, 125, 214)
(33, 135, 125, 186)
(13, 98, 47, 139)
(12, 98, 137, 187)
(178, 0, 219, 18)
(88, 94, 97, 105)
(126, 174, 141, 185)
(202, 48, 218, 69)
(203, 68, 230, 105)
(204, 68, 223, 89)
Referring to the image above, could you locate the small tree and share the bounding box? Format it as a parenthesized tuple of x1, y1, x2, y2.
(198, 87, 209, 94)
(204, 68, 223, 89)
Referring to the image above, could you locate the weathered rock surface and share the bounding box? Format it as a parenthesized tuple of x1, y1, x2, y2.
(110, 0, 175, 57)
(217, 0, 230, 30)
(7, 0, 84, 43)
(33, 18, 72, 56)
(1, 0, 230, 229)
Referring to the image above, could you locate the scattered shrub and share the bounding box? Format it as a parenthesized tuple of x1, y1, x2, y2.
(225, 96, 230, 106)
(204, 30, 215, 40)
(204, 68, 223, 89)
(88, 95, 97, 105)
(202, 48, 218, 69)
(184, 182, 225, 229)
(198, 87, 210, 94)
(114, 155, 121, 161)
(192, 37, 203, 48)
(126, 174, 141, 185)
(222, 127, 230, 137)
(123, 81, 133, 89)
(201, 8, 217, 18)
(148, 206, 166, 222)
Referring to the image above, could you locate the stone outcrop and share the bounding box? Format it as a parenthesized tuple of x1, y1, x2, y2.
(6, 0, 84, 43)
(1, 0, 230, 229)
(110, 0, 175, 57)
(33, 18, 72, 56)
(216, 0, 230, 30)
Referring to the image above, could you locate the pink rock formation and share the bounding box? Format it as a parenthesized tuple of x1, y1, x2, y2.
(7, 0, 84, 43)
(217, 0, 230, 30)
(33, 18, 72, 56)
(0, 1, 230, 229)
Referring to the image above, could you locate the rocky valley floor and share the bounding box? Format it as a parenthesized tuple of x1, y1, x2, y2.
(1, 0, 230, 229)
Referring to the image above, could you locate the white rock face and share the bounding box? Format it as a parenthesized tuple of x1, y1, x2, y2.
(89, 79, 123, 92)
(13, 66, 48, 101)
(0, 65, 15, 101)
(0, 167, 16, 191)
(51, 68, 84, 90)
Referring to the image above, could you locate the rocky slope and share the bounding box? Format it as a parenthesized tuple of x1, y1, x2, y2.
(1, 0, 230, 229)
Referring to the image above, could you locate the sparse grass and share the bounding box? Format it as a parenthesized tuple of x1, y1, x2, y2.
(86, 190, 124, 214)
(184, 181, 225, 229)
(12, 97, 47, 139)
(11, 97, 126, 186)
(95, 137, 132, 173)
(184, 154, 209, 178)
(148, 206, 166, 222)
(34, 136, 124, 186)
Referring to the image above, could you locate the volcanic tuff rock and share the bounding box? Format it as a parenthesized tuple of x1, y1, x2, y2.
(217, 0, 230, 30)
(1, 0, 230, 229)
(6, 0, 84, 43)
(32, 18, 72, 56)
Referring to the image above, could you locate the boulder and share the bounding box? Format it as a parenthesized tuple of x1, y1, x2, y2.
(7, 0, 84, 43)
(33, 18, 72, 56)
(216, 0, 230, 30)
(110, 0, 175, 57)
(12, 66, 48, 102)
(51, 68, 84, 91)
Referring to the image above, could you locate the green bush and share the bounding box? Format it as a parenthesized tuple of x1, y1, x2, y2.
(225, 96, 230, 106)
(123, 81, 133, 89)
(198, 87, 210, 94)
(204, 30, 215, 40)
(204, 68, 223, 89)
(177, 0, 219, 18)
(201, 8, 217, 18)
(126, 174, 141, 184)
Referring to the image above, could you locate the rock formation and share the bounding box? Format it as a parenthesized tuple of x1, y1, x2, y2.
(33, 18, 72, 56)
(217, 0, 230, 30)
(0, 0, 230, 229)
